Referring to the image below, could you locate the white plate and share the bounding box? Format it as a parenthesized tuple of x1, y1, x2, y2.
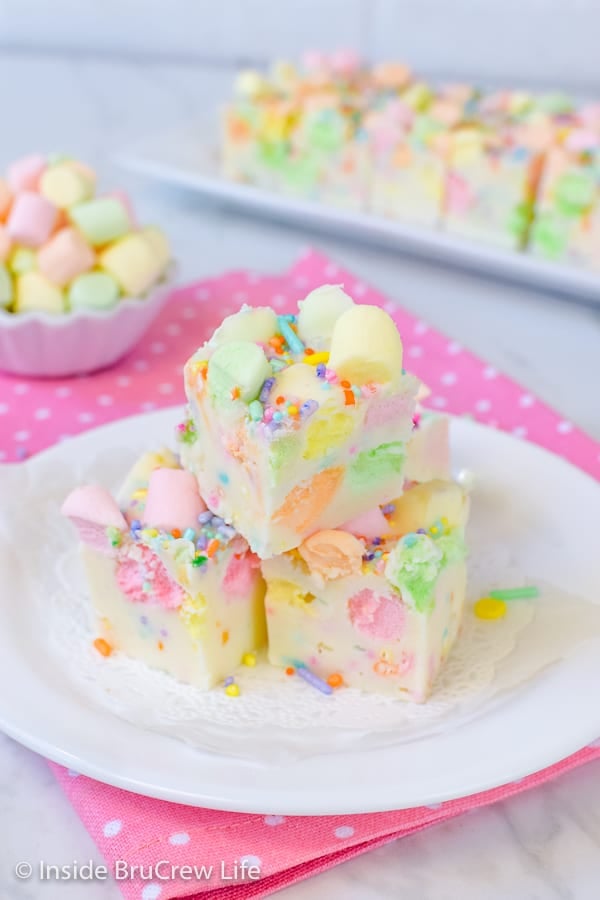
(0, 409, 599, 814)
(117, 126, 600, 306)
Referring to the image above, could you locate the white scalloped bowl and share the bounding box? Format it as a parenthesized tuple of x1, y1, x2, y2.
(0, 269, 176, 378)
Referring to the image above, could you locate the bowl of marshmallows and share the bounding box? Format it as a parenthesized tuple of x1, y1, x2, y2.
(0, 153, 173, 377)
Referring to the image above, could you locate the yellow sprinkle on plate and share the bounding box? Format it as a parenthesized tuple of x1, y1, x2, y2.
(225, 683, 240, 697)
(474, 597, 507, 620)
(242, 652, 257, 667)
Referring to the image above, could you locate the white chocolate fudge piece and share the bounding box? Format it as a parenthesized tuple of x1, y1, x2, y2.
(404, 413, 451, 484)
(62, 451, 266, 689)
(262, 480, 469, 701)
(181, 287, 420, 558)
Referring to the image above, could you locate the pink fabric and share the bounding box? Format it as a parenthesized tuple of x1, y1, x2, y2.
(2, 248, 599, 899)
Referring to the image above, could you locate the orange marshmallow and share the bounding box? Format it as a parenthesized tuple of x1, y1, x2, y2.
(0, 178, 11, 222)
(0, 226, 11, 262)
(37, 227, 96, 287)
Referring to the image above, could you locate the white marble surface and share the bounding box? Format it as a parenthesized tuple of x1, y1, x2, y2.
(0, 52, 599, 900)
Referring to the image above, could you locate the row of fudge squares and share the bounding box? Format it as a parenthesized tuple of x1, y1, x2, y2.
(62, 412, 468, 703)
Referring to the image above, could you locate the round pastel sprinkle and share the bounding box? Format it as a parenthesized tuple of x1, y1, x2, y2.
(225, 683, 241, 697)
(474, 597, 507, 620)
(285, 666, 295, 676)
(327, 673, 344, 688)
(224, 676, 235, 686)
(242, 652, 257, 667)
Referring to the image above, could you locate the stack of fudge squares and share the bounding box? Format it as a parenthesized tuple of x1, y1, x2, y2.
(63, 285, 469, 703)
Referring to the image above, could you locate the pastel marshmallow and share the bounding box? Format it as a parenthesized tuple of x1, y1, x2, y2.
(0, 263, 13, 307)
(37, 227, 95, 286)
(70, 197, 131, 246)
(296, 284, 355, 347)
(0, 226, 11, 262)
(68, 271, 120, 311)
(15, 271, 65, 314)
(0, 178, 11, 221)
(143, 468, 208, 532)
(141, 226, 170, 271)
(7, 154, 47, 192)
(328, 304, 404, 387)
(7, 192, 58, 248)
(40, 162, 95, 209)
(8, 247, 36, 274)
(99, 232, 164, 296)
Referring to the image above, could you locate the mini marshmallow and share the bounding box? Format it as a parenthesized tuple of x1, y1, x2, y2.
(61, 484, 128, 529)
(142, 226, 170, 271)
(68, 271, 120, 311)
(0, 178, 11, 221)
(341, 506, 391, 539)
(8, 247, 36, 274)
(7, 154, 47, 193)
(15, 271, 65, 315)
(7, 191, 58, 248)
(37, 227, 95, 286)
(0, 263, 12, 307)
(40, 162, 95, 209)
(105, 190, 137, 227)
(0, 226, 11, 262)
(143, 468, 207, 532)
(99, 232, 163, 296)
(328, 305, 404, 387)
(70, 197, 130, 246)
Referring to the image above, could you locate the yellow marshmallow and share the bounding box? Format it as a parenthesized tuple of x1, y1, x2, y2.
(99, 233, 163, 297)
(328, 305, 404, 386)
(15, 271, 65, 315)
(39, 162, 95, 209)
(142, 227, 170, 273)
(386, 480, 469, 536)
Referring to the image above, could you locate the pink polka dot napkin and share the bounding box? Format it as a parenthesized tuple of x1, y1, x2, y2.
(2, 248, 599, 900)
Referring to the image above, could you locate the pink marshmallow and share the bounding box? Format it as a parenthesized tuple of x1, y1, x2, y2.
(0, 225, 11, 262)
(341, 506, 391, 539)
(7, 154, 47, 193)
(302, 50, 327, 73)
(61, 484, 127, 555)
(0, 178, 12, 221)
(143, 468, 207, 532)
(330, 49, 361, 77)
(7, 191, 58, 248)
(37, 227, 95, 286)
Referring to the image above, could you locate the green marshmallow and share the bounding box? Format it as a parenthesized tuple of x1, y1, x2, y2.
(9, 248, 36, 275)
(68, 272, 120, 311)
(70, 197, 130, 247)
(531, 214, 569, 260)
(0, 263, 13, 307)
(350, 441, 406, 491)
(207, 340, 272, 405)
(555, 171, 596, 216)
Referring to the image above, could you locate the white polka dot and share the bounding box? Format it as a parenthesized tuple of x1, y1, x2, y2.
(519, 393, 535, 408)
(247, 271, 261, 285)
(103, 819, 122, 838)
(116, 376, 131, 387)
(294, 275, 308, 289)
(140, 402, 156, 412)
(59, 434, 72, 442)
(14, 429, 30, 441)
(168, 832, 190, 845)
(383, 301, 396, 314)
(34, 407, 51, 420)
(239, 855, 262, 870)
(182, 307, 196, 320)
(414, 321, 428, 336)
(0, 402, 9, 415)
(557, 420, 573, 434)
(353, 281, 367, 296)
(408, 345, 423, 358)
(324, 263, 339, 277)
(271, 294, 287, 309)
(141, 885, 162, 900)
(133, 359, 149, 372)
(150, 342, 166, 354)
(440, 372, 457, 386)
(334, 825, 355, 839)
(158, 383, 174, 394)
(66, 769, 79, 778)
(447, 341, 462, 355)
(512, 426, 528, 438)
(78, 412, 94, 424)
(431, 396, 447, 408)
(55, 386, 72, 398)
(483, 366, 497, 380)
(166, 323, 181, 337)
(195, 287, 210, 300)
(234, 291, 248, 303)
(13, 383, 29, 395)
(263, 815, 286, 826)
(97, 395, 114, 407)
(0, 450, 5, 461)
(475, 399, 491, 413)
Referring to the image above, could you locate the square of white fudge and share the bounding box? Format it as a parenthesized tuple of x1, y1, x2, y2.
(181, 286, 420, 557)
(63, 451, 266, 690)
(262, 480, 469, 701)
